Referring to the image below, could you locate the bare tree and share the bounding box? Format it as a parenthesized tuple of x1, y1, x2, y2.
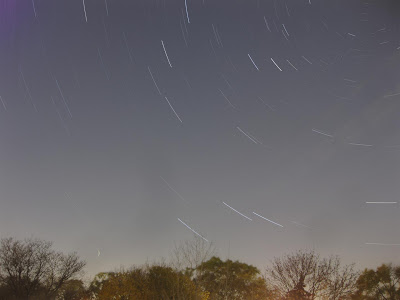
(0, 237, 86, 300)
(266, 249, 358, 300)
(170, 236, 216, 274)
(170, 236, 216, 297)
(325, 257, 358, 300)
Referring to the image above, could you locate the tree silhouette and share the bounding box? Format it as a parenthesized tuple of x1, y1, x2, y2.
(267, 250, 358, 300)
(0, 237, 85, 300)
(352, 264, 400, 300)
(195, 256, 272, 299)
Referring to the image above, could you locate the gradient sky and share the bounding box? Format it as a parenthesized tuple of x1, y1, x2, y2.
(1, 0, 400, 279)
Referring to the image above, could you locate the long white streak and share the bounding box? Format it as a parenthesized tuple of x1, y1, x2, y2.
(285, 3, 290, 17)
(348, 142, 373, 147)
(366, 202, 397, 204)
(270, 58, 282, 71)
(222, 202, 252, 221)
(184, 0, 190, 23)
(221, 74, 233, 90)
(164, 96, 183, 123)
(184, 76, 192, 89)
(82, 0, 88, 22)
(272, 20, 279, 32)
(252, 212, 284, 227)
(212, 24, 220, 46)
(218, 89, 235, 109)
(55, 78, 73, 118)
(0, 96, 7, 111)
(291, 221, 312, 229)
(122, 32, 134, 63)
(321, 20, 329, 30)
(349, 48, 363, 52)
(56, 108, 71, 136)
(282, 24, 289, 36)
(312, 128, 333, 138)
(215, 28, 223, 47)
(257, 96, 275, 112)
(97, 48, 110, 80)
(272, 0, 279, 18)
(365, 243, 400, 246)
(148, 66, 161, 95)
(286, 59, 298, 71)
(384, 92, 400, 98)
(160, 176, 186, 202)
(282, 30, 290, 42)
(52, 97, 70, 135)
(19, 67, 37, 112)
(178, 218, 208, 242)
(237, 127, 258, 144)
(32, 0, 37, 17)
(320, 59, 329, 66)
(263, 16, 271, 32)
(161, 40, 173, 68)
(104, 0, 109, 16)
(302, 55, 312, 64)
(248, 54, 259, 71)
(180, 21, 188, 47)
(181, 9, 189, 34)
(209, 39, 218, 59)
(246, 132, 263, 145)
(228, 56, 238, 72)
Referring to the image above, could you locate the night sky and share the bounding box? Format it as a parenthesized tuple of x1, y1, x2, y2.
(1, 0, 400, 278)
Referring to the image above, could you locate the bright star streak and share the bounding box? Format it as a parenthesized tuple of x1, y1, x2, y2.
(253, 212, 284, 227)
(222, 202, 252, 221)
(178, 218, 208, 242)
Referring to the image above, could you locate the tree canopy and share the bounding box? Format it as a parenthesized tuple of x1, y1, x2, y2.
(91, 264, 209, 300)
(351, 264, 400, 300)
(194, 256, 272, 300)
(0, 237, 86, 300)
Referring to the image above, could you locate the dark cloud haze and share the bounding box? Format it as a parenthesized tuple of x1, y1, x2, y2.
(1, 0, 400, 277)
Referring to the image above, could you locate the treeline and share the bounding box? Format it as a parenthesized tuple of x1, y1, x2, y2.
(0, 237, 399, 300)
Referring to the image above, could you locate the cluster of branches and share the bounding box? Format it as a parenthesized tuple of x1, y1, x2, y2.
(266, 250, 359, 300)
(0, 237, 85, 300)
(1, 236, 400, 300)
